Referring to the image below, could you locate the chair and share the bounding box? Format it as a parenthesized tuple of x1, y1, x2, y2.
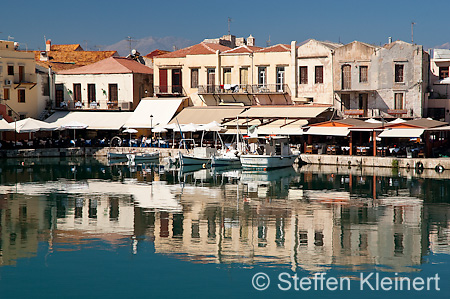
(305, 145, 313, 154)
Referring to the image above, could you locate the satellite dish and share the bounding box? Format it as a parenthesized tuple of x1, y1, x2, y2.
(131, 49, 137, 55)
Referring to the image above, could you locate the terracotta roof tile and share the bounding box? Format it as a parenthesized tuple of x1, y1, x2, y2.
(50, 44, 83, 51)
(33, 49, 119, 72)
(157, 42, 231, 58)
(144, 49, 171, 58)
(57, 57, 153, 75)
(222, 45, 263, 54)
(257, 44, 291, 53)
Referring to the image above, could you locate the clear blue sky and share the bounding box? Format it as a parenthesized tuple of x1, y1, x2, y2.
(1, 0, 447, 50)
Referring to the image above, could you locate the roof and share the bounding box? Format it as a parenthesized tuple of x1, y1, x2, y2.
(257, 119, 308, 136)
(378, 128, 425, 138)
(309, 118, 366, 127)
(222, 45, 263, 54)
(402, 118, 447, 129)
(257, 44, 291, 53)
(238, 106, 332, 119)
(34, 49, 119, 72)
(57, 57, 153, 75)
(157, 42, 231, 58)
(433, 49, 450, 61)
(304, 126, 350, 136)
(123, 97, 186, 128)
(50, 44, 83, 51)
(45, 111, 133, 130)
(144, 49, 171, 59)
(169, 106, 246, 125)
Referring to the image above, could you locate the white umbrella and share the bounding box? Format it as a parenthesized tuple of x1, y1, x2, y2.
(60, 121, 88, 141)
(15, 118, 57, 133)
(123, 128, 138, 146)
(0, 119, 14, 131)
(180, 123, 198, 132)
(365, 118, 382, 124)
(152, 126, 168, 133)
(164, 123, 178, 130)
(389, 118, 406, 124)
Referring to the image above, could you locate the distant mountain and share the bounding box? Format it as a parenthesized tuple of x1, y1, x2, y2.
(434, 42, 450, 50)
(104, 36, 195, 56)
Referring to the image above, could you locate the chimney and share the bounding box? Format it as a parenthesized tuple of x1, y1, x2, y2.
(46, 39, 51, 52)
(388, 37, 392, 44)
(247, 35, 255, 47)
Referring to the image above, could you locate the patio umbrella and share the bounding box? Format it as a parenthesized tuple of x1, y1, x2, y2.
(180, 123, 199, 132)
(0, 119, 14, 131)
(15, 118, 57, 133)
(60, 121, 88, 141)
(152, 126, 168, 133)
(365, 118, 382, 124)
(123, 128, 138, 146)
(389, 118, 406, 124)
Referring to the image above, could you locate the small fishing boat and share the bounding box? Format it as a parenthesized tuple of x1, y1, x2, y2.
(179, 147, 216, 166)
(240, 136, 298, 169)
(211, 150, 241, 167)
(107, 152, 128, 160)
(126, 152, 160, 163)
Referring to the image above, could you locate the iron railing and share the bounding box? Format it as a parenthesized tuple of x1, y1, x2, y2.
(198, 84, 290, 95)
(155, 85, 185, 96)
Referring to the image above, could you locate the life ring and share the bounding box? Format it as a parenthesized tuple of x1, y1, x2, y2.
(435, 164, 445, 173)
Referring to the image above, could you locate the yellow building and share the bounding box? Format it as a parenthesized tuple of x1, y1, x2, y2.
(0, 40, 41, 120)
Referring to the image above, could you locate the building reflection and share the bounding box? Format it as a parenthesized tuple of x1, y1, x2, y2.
(0, 162, 449, 273)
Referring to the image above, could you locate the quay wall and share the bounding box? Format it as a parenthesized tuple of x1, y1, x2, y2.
(0, 147, 188, 159)
(299, 154, 450, 171)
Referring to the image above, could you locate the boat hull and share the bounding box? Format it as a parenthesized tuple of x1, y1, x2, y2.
(179, 153, 210, 166)
(107, 152, 127, 159)
(211, 156, 241, 167)
(126, 152, 159, 162)
(240, 154, 297, 169)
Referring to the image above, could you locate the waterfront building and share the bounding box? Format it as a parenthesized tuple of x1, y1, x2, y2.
(334, 40, 429, 119)
(55, 57, 154, 111)
(427, 48, 450, 122)
(0, 40, 45, 120)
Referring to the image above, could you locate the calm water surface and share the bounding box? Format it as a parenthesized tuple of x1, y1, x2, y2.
(0, 157, 449, 298)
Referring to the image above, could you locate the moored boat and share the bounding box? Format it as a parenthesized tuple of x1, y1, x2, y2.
(211, 150, 241, 167)
(126, 152, 159, 163)
(240, 136, 298, 169)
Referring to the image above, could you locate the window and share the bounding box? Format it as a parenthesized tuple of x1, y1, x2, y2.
(88, 84, 96, 103)
(73, 83, 81, 102)
(258, 67, 266, 86)
(315, 66, 323, 84)
(7, 65, 14, 76)
(19, 65, 24, 82)
(191, 68, 199, 88)
(223, 68, 231, 85)
(172, 69, 182, 93)
(3, 88, 9, 100)
(276, 66, 285, 91)
(394, 93, 404, 109)
(359, 66, 368, 83)
(18, 89, 25, 103)
(207, 68, 215, 93)
(299, 66, 308, 84)
(109, 84, 118, 103)
(342, 64, 351, 89)
(55, 84, 64, 107)
(240, 68, 248, 86)
(439, 66, 449, 80)
(395, 64, 404, 83)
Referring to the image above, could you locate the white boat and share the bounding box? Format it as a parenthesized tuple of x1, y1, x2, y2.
(240, 136, 298, 169)
(211, 154, 241, 167)
(179, 147, 216, 166)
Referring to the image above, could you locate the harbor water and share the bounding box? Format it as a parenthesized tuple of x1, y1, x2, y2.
(0, 157, 449, 298)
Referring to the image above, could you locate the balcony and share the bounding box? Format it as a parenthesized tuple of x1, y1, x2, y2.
(198, 84, 290, 95)
(155, 85, 185, 97)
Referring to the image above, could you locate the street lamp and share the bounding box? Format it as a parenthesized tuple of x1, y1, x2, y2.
(150, 114, 153, 140)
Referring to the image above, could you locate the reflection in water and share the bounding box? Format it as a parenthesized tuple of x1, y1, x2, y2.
(0, 158, 449, 275)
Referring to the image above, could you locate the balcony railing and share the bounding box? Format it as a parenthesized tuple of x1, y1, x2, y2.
(155, 85, 185, 96)
(198, 84, 290, 95)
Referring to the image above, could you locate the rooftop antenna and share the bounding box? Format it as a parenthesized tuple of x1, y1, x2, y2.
(126, 36, 136, 54)
(411, 21, 416, 44)
(227, 17, 232, 35)
(83, 40, 89, 50)
(266, 35, 271, 47)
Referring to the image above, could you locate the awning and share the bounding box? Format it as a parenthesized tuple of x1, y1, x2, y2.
(45, 111, 133, 130)
(304, 126, 350, 137)
(378, 128, 425, 138)
(426, 125, 450, 131)
(257, 119, 308, 135)
(238, 106, 331, 118)
(123, 97, 186, 128)
(169, 106, 246, 125)
(0, 119, 14, 131)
